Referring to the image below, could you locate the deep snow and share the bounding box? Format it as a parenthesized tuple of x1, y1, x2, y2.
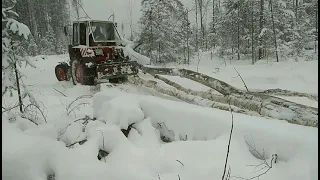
(2, 54, 318, 180)
(168, 51, 318, 95)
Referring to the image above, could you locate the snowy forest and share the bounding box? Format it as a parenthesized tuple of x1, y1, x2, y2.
(137, 0, 318, 64)
(2, 0, 76, 55)
(2, 0, 318, 64)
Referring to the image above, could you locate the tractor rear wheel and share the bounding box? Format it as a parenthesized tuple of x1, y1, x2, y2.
(55, 63, 70, 81)
(71, 60, 95, 86)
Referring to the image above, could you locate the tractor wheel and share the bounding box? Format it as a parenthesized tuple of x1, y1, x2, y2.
(55, 63, 70, 81)
(71, 60, 95, 86)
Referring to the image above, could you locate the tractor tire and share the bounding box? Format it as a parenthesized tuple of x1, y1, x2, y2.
(55, 63, 70, 81)
(71, 60, 95, 86)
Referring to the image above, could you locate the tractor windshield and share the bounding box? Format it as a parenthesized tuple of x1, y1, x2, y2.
(89, 22, 120, 42)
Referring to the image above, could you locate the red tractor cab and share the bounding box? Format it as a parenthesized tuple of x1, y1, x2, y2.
(54, 20, 138, 85)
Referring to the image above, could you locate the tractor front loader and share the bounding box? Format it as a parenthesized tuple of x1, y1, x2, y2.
(54, 20, 139, 85)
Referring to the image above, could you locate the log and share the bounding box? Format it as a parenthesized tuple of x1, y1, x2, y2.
(139, 66, 318, 127)
(128, 76, 259, 116)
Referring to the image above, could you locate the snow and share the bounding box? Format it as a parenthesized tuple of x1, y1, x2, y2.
(168, 53, 318, 95)
(160, 75, 212, 92)
(93, 91, 318, 180)
(2, 54, 318, 180)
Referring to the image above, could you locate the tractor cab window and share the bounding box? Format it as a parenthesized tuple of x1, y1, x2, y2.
(73, 23, 79, 45)
(79, 23, 86, 45)
(89, 22, 120, 42)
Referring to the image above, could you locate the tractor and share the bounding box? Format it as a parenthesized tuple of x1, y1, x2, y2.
(54, 20, 139, 85)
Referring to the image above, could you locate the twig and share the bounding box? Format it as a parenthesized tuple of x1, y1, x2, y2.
(158, 175, 161, 180)
(225, 167, 231, 180)
(53, 88, 67, 97)
(234, 68, 249, 92)
(244, 137, 265, 161)
(66, 95, 92, 115)
(58, 116, 96, 141)
(66, 139, 87, 147)
(231, 137, 277, 180)
(221, 97, 234, 180)
(24, 103, 47, 123)
(20, 115, 39, 125)
(2, 104, 20, 113)
(67, 102, 90, 115)
(176, 159, 184, 166)
(232, 156, 274, 180)
(178, 175, 181, 180)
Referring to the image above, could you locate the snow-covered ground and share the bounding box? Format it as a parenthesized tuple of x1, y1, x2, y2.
(2, 54, 318, 180)
(167, 51, 318, 95)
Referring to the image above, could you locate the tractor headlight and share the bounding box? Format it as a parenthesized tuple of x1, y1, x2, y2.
(95, 48, 103, 56)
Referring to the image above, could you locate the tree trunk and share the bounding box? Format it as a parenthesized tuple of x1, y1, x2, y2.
(251, 0, 254, 65)
(27, 0, 39, 44)
(258, 0, 264, 60)
(237, 2, 240, 60)
(186, 9, 190, 65)
(149, 10, 153, 64)
(195, 0, 199, 52)
(14, 63, 23, 113)
(212, 0, 215, 48)
(315, 1, 318, 54)
(198, 0, 205, 49)
(269, 0, 279, 62)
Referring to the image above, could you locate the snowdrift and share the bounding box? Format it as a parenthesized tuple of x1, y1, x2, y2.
(3, 88, 318, 180)
(92, 89, 318, 180)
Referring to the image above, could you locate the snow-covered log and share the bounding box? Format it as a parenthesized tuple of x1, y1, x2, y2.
(127, 76, 258, 116)
(154, 75, 262, 112)
(256, 88, 318, 102)
(139, 66, 318, 127)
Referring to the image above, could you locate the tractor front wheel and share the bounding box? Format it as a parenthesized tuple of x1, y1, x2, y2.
(71, 60, 95, 85)
(55, 63, 70, 81)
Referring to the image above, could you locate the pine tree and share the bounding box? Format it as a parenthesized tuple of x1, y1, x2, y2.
(2, 0, 37, 112)
(40, 24, 55, 55)
(138, 0, 189, 64)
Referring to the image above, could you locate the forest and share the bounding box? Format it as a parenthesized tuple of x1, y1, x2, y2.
(2, 0, 318, 65)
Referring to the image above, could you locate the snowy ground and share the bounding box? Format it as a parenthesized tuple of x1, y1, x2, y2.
(2, 54, 318, 180)
(166, 51, 318, 95)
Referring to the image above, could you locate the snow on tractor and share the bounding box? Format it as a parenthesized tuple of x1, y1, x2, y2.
(54, 20, 139, 85)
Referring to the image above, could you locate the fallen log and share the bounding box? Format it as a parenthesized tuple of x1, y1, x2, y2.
(257, 88, 318, 102)
(139, 66, 318, 127)
(128, 76, 258, 116)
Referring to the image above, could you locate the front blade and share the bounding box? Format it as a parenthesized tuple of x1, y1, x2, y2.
(96, 62, 138, 79)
